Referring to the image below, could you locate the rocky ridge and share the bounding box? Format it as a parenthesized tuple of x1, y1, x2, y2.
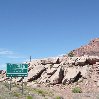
(1, 56, 99, 89)
(72, 38, 99, 56)
(25, 55, 99, 86)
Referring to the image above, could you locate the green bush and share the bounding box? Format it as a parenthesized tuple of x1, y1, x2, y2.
(55, 96, 64, 99)
(13, 92, 20, 97)
(36, 89, 46, 96)
(72, 87, 82, 93)
(33, 89, 48, 97)
(68, 51, 74, 57)
(27, 95, 32, 99)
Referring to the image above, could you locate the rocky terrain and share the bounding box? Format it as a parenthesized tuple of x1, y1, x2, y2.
(72, 38, 99, 56)
(1, 38, 99, 99)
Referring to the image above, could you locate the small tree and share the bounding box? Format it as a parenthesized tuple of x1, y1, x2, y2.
(68, 51, 74, 57)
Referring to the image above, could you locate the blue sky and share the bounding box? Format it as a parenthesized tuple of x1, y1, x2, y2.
(0, 0, 99, 70)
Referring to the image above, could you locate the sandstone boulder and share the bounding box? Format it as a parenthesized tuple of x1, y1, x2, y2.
(75, 57, 87, 66)
(41, 57, 60, 65)
(67, 58, 75, 65)
(62, 57, 78, 66)
(47, 67, 57, 75)
(44, 64, 52, 69)
(80, 65, 89, 78)
(50, 67, 64, 84)
(86, 56, 99, 65)
(28, 59, 42, 71)
(97, 80, 99, 87)
(38, 71, 50, 83)
(53, 64, 60, 68)
(24, 65, 46, 82)
(62, 68, 80, 84)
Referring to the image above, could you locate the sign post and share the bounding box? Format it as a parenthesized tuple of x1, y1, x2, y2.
(6, 63, 28, 94)
(10, 77, 12, 91)
(22, 77, 24, 94)
(6, 63, 28, 77)
(30, 56, 31, 62)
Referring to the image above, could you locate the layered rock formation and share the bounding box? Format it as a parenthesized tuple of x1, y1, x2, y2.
(72, 38, 99, 56)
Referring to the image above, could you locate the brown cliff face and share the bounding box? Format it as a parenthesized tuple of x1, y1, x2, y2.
(72, 38, 99, 56)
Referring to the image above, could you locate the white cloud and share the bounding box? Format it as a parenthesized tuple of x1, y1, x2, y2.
(7, 55, 26, 59)
(57, 54, 65, 57)
(0, 49, 28, 70)
(0, 50, 13, 55)
(0, 48, 27, 59)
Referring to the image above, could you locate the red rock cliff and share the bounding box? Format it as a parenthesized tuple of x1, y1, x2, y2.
(72, 38, 99, 56)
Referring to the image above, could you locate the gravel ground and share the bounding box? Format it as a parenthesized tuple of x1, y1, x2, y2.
(0, 81, 99, 99)
(0, 82, 55, 99)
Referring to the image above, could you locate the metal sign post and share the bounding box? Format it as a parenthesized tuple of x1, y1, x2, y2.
(6, 63, 28, 94)
(30, 56, 31, 62)
(10, 77, 12, 91)
(6, 63, 28, 77)
(22, 77, 24, 94)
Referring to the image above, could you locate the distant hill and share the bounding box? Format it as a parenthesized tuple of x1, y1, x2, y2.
(72, 38, 99, 56)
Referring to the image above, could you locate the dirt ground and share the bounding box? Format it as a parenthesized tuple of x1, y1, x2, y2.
(0, 81, 99, 99)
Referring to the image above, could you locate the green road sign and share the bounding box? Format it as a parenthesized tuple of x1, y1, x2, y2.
(6, 63, 28, 77)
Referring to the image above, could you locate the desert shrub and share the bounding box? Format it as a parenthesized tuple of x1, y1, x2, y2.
(55, 96, 64, 99)
(27, 95, 33, 99)
(36, 89, 46, 96)
(33, 89, 48, 97)
(12, 82, 18, 87)
(13, 92, 20, 97)
(4, 82, 9, 88)
(72, 87, 82, 93)
(68, 51, 74, 57)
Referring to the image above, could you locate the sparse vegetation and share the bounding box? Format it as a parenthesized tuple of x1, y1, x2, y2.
(55, 96, 64, 99)
(27, 95, 33, 99)
(72, 87, 82, 93)
(13, 92, 20, 97)
(33, 88, 48, 97)
(4, 81, 9, 88)
(68, 51, 74, 57)
(0, 82, 55, 99)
